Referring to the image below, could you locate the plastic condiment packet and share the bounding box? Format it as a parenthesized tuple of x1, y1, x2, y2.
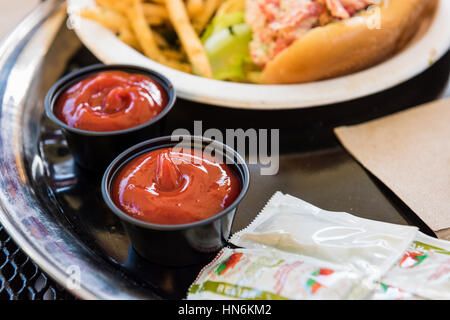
(187, 247, 366, 300)
(230, 192, 418, 285)
(380, 231, 450, 300)
(368, 283, 424, 300)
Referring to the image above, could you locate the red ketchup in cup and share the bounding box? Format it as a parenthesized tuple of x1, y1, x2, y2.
(111, 147, 241, 225)
(54, 71, 168, 132)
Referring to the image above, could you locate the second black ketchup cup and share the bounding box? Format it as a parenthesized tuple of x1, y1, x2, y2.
(102, 135, 250, 266)
(45, 64, 176, 172)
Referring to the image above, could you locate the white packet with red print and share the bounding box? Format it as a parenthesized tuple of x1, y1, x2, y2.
(187, 247, 366, 300)
(379, 231, 450, 300)
(368, 283, 424, 300)
(229, 192, 418, 289)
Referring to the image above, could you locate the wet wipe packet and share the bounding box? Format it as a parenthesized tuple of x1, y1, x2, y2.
(188, 192, 419, 300)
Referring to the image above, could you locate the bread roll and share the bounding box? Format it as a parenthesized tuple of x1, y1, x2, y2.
(260, 0, 437, 84)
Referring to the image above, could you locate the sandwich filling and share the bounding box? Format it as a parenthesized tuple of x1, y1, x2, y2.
(246, 0, 376, 66)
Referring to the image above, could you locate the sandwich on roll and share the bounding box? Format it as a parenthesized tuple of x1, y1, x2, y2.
(202, 0, 436, 83)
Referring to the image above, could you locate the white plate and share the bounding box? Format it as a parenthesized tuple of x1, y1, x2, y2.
(67, 0, 450, 109)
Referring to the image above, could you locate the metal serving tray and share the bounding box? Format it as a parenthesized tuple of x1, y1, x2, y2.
(0, 0, 449, 300)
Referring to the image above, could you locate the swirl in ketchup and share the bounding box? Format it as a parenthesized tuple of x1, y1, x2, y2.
(55, 71, 168, 132)
(111, 147, 241, 225)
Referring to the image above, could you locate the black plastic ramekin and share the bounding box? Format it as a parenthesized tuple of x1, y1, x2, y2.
(45, 64, 176, 172)
(102, 136, 250, 266)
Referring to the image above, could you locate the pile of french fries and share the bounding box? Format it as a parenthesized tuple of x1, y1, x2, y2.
(80, 0, 221, 77)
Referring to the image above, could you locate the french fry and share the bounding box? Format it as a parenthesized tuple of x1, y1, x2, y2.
(80, 7, 129, 33)
(162, 49, 186, 60)
(141, 3, 170, 25)
(192, 0, 220, 33)
(118, 27, 142, 51)
(94, 0, 129, 14)
(186, 0, 204, 18)
(127, 0, 165, 62)
(165, 0, 213, 77)
(163, 59, 193, 73)
(83, 0, 204, 75)
(154, 33, 190, 64)
(146, 0, 166, 4)
(145, 15, 166, 25)
(153, 32, 171, 48)
(80, 6, 143, 50)
(142, 3, 169, 19)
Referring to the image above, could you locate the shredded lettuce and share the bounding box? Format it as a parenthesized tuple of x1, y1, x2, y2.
(202, 12, 256, 81)
(201, 12, 246, 42)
